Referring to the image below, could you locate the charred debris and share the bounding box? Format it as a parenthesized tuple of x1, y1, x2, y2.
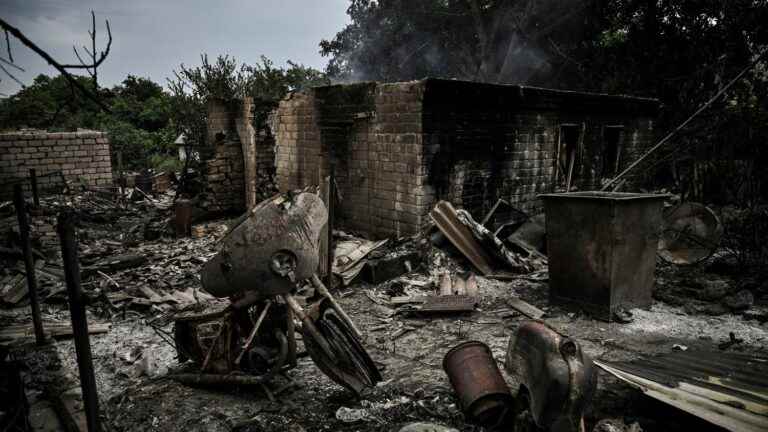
(1, 80, 768, 432)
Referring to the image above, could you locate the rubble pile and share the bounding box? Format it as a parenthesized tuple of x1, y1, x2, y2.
(654, 259, 768, 322)
(1, 185, 766, 432)
(1, 189, 229, 334)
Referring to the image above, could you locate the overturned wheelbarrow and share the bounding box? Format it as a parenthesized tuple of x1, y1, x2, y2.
(172, 191, 380, 396)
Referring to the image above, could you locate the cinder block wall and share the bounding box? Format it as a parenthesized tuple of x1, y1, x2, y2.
(0, 130, 113, 199)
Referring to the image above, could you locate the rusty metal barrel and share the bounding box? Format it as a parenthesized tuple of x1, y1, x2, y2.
(443, 340, 513, 426)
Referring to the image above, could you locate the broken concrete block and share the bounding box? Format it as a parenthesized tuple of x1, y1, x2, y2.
(683, 301, 729, 316)
(690, 277, 730, 301)
(399, 423, 459, 432)
(362, 251, 420, 284)
(723, 289, 754, 311)
(28, 399, 64, 432)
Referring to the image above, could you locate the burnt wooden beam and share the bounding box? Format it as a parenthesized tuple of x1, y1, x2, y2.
(13, 184, 45, 345)
(57, 209, 101, 432)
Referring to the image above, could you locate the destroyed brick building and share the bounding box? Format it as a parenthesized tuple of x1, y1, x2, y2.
(273, 79, 659, 237)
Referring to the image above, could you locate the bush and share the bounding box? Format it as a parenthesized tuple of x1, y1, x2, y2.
(149, 154, 183, 172)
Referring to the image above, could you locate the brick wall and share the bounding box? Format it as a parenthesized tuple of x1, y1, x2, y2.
(274, 79, 658, 238)
(275, 82, 426, 238)
(367, 82, 426, 237)
(0, 130, 113, 199)
(421, 80, 658, 220)
(275, 91, 321, 192)
(200, 99, 246, 213)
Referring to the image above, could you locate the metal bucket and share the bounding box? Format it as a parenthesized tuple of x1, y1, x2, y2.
(443, 341, 513, 426)
(135, 172, 153, 194)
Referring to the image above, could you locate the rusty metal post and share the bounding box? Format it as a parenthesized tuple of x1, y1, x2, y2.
(57, 210, 101, 432)
(29, 168, 39, 207)
(13, 184, 45, 346)
(326, 162, 335, 290)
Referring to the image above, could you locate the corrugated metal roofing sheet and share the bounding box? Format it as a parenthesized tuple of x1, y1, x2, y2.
(596, 351, 768, 432)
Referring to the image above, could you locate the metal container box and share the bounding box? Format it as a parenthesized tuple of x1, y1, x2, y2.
(540, 192, 667, 320)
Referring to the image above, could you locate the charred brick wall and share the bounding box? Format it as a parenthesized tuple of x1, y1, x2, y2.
(254, 130, 277, 202)
(202, 98, 277, 212)
(275, 79, 658, 237)
(275, 82, 426, 238)
(422, 80, 658, 220)
(0, 130, 113, 200)
(275, 91, 322, 191)
(316, 83, 377, 234)
(201, 99, 246, 213)
(366, 82, 426, 237)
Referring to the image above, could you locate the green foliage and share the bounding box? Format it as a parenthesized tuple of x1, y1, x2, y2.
(149, 153, 183, 172)
(168, 54, 329, 144)
(98, 117, 176, 170)
(0, 74, 104, 131)
(110, 75, 170, 131)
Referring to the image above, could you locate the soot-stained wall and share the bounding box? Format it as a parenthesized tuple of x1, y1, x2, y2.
(275, 79, 658, 238)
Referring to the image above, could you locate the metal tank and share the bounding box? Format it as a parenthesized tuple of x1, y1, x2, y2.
(201, 192, 328, 299)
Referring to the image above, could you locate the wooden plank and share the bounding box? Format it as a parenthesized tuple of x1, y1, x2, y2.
(0, 322, 110, 342)
(138, 285, 163, 303)
(317, 174, 330, 277)
(2, 274, 28, 304)
(506, 297, 546, 319)
(419, 295, 476, 313)
(390, 295, 427, 305)
(53, 388, 88, 432)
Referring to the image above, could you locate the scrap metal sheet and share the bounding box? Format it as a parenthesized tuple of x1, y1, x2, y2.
(596, 351, 768, 432)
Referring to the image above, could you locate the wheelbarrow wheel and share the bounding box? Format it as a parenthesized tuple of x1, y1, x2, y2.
(302, 299, 381, 396)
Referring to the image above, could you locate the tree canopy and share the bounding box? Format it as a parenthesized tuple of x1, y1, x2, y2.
(320, 0, 768, 201)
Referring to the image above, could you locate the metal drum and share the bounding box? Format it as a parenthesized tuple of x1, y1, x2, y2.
(443, 340, 513, 426)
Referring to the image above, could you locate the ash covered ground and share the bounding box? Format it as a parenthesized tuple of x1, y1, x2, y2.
(3, 198, 766, 431)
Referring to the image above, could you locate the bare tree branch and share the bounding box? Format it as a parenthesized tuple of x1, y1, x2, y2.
(0, 56, 24, 72)
(4, 29, 12, 62)
(60, 14, 112, 70)
(0, 16, 111, 112)
(91, 10, 97, 88)
(0, 62, 24, 87)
